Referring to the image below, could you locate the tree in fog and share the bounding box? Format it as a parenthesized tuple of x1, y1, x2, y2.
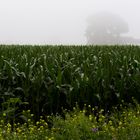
(85, 12, 129, 45)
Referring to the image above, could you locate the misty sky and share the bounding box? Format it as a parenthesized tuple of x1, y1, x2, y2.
(0, 0, 140, 45)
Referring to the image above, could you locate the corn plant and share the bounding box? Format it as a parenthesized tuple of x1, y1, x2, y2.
(0, 45, 140, 121)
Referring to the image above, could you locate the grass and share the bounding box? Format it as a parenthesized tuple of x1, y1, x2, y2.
(1, 102, 140, 140)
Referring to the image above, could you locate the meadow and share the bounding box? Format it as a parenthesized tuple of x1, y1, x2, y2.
(0, 45, 140, 139)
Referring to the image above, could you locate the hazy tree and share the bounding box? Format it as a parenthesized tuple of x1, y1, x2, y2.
(85, 12, 129, 45)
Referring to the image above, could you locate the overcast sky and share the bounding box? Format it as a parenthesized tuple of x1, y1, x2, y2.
(0, 0, 140, 45)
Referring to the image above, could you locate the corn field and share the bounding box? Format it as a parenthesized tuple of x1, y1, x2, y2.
(0, 45, 140, 120)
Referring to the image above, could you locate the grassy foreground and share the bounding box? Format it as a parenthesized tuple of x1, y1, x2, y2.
(1, 102, 140, 140)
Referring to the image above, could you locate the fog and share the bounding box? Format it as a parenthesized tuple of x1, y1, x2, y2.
(0, 0, 140, 45)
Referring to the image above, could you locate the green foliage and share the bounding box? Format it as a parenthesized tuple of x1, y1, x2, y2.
(0, 45, 140, 120)
(0, 104, 140, 139)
